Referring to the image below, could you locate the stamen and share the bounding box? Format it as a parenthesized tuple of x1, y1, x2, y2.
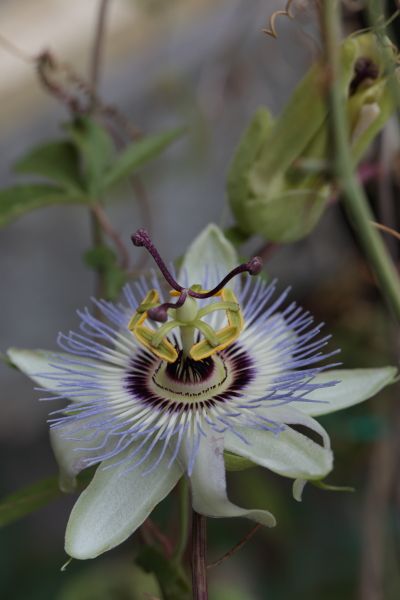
(131, 229, 183, 292)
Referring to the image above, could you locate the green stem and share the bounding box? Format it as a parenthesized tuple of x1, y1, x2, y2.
(191, 510, 208, 600)
(322, 1, 400, 324)
(173, 477, 189, 562)
(90, 208, 107, 300)
(89, 0, 111, 105)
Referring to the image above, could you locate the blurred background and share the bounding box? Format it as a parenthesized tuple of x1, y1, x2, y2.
(0, 1, 400, 598)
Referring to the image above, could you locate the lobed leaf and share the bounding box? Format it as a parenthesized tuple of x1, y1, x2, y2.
(0, 184, 83, 227)
(66, 116, 115, 197)
(102, 127, 184, 189)
(14, 140, 85, 194)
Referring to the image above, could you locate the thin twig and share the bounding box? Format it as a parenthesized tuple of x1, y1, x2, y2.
(90, 0, 111, 104)
(142, 518, 174, 559)
(91, 204, 130, 270)
(88, 0, 111, 307)
(207, 523, 261, 570)
(262, 0, 294, 38)
(372, 221, 400, 242)
(0, 32, 35, 63)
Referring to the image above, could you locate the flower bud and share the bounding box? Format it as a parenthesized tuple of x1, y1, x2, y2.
(227, 33, 398, 243)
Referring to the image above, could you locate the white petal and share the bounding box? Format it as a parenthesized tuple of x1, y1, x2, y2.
(178, 223, 238, 289)
(186, 433, 276, 527)
(6, 347, 104, 397)
(257, 404, 331, 448)
(224, 423, 333, 480)
(50, 419, 110, 492)
(292, 367, 398, 416)
(65, 445, 182, 559)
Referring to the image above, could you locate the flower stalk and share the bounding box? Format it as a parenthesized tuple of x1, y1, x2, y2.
(191, 510, 208, 600)
(321, 1, 400, 324)
(173, 478, 190, 562)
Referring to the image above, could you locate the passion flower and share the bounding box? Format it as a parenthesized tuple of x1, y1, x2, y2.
(8, 224, 397, 560)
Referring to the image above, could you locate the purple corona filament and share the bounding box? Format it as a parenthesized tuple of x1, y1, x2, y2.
(131, 229, 262, 321)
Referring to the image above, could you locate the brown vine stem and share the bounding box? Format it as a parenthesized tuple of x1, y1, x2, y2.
(142, 518, 174, 559)
(207, 523, 261, 569)
(372, 221, 400, 243)
(191, 511, 208, 600)
(91, 204, 130, 269)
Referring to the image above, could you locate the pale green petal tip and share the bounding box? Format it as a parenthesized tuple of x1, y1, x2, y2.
(292, 479, 307, 502)
(179, 223, 238, 286)
(6, 347, 46, 373)
(59, 472, 78, 494)
(300, 366, 399, 417)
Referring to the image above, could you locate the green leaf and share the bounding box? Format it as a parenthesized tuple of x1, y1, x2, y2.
(103, 127, 184, 189)
(58, 563, 162, 600)
(0, 476, 61, 527)
(66, 116, 115, 197)
(14, 140, 85, 194)
(0, 472, 93, 528)
(136, 546, 191, 600)
(0, 184, 83, 227)
(83, 245, 127, 299)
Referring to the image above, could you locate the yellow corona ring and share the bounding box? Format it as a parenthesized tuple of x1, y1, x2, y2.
(128, 228, 262, 364)
(128, 286, 244, 363)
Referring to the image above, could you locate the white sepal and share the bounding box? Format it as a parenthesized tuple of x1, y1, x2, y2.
(225, 411, 333, 481)
(185, 433, 276, 527)
(292, 367, 398, 416)
(50, 418, 111, 492)
(65, 445, 182, 559)
(6, 347, 103, 400)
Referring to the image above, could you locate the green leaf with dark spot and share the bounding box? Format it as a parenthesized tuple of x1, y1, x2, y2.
(103, 127, 184, 189)
(14, 140, 85, 194)
(136, 546, 191, 600)
(0, 184, 84, 227)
